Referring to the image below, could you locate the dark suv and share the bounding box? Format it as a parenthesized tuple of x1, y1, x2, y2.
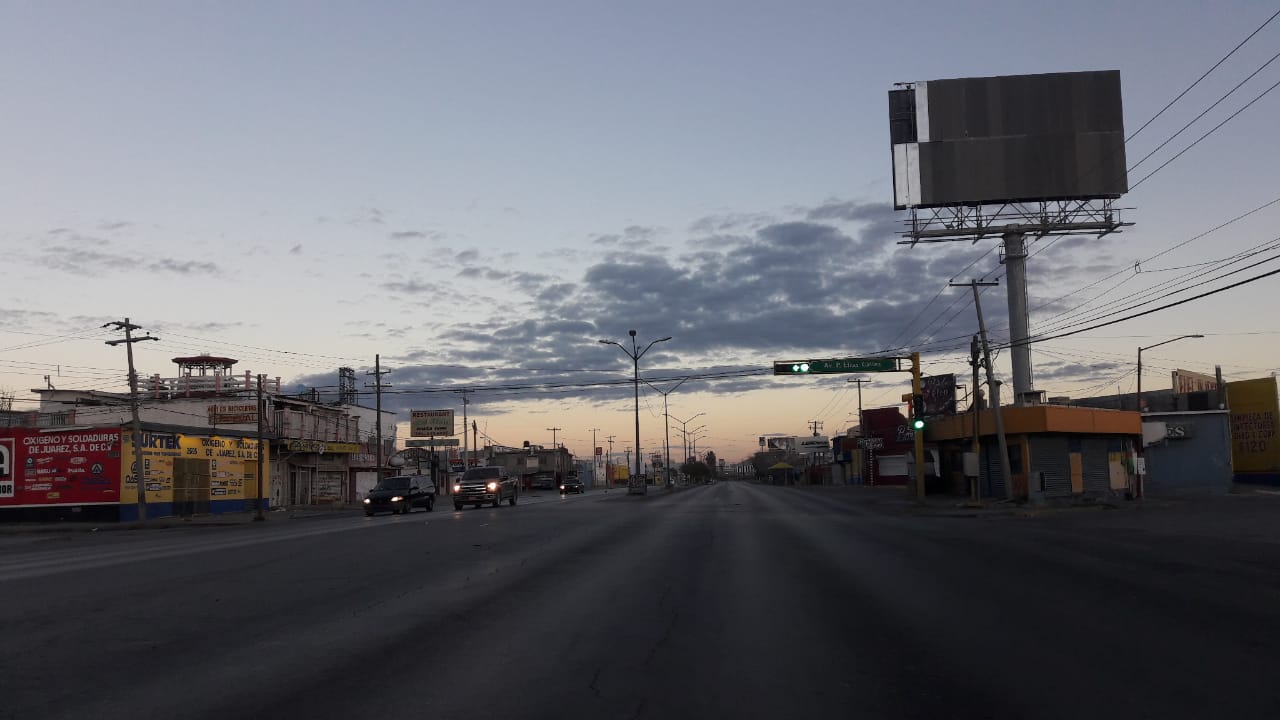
(364, 475, 435, 516)
(453, 466, 518, 510)
(560, 475, 585, 495)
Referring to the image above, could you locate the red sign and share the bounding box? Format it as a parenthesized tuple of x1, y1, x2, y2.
(0, 428, 123, 508)
(594, 447, 603, 456)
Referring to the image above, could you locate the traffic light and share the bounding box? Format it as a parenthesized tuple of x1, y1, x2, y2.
(773, 361, 811, 375)
(911, 394, 925, 430)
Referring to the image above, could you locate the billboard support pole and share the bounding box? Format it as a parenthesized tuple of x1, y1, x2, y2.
(1003, 231, 1034, 404)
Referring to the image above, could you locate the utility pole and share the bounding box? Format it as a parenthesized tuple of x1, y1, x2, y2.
(472, 419, 479, 464)
(589, 427, 600, 486)
(606, 435, 616, 486)
(846, 378, 870, 436)
(366, 356, 391, 479)
(547, 426, 561, 478)
(457, 389, 472, 469)
(104, 318, 158, 522)
(969, 335, 982, 501)
(255, 374, 266, 521)
(951, 280, 1013, 500)
(808, 419, 823, 437)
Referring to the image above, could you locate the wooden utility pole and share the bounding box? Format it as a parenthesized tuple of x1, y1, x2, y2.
(366, 356, 391, 479)
(951, 280, 1014, 500)
(104, 318, 157, 521)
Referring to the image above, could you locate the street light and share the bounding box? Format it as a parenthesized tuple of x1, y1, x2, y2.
(641, 376, 689, 487)
(669, 412, 705, 464)
(1137, 335, 1204, 412)
(1135, 334, 1203, 500)
(599, 330, 672, 491)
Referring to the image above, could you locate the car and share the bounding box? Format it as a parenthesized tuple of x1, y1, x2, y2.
(364, 474, 435, 516)
(559, 476, 584, 495)
(453, 466, 518, 510)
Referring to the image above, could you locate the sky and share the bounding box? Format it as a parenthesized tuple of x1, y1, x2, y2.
(3, 0, 1280, 464)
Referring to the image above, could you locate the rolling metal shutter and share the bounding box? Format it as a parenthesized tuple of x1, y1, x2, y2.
(1082, 438, 1112, 495)
(1031, 436, 1072, 497)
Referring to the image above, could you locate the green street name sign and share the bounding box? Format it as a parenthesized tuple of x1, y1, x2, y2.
(773, 357, 900, 375)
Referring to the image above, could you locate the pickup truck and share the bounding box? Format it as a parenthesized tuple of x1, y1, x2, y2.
(452, 466, 518, 510)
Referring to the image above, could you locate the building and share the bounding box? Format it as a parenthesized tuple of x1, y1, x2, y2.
(927, 405, 1140, 500)
(11, 355, 396, 518)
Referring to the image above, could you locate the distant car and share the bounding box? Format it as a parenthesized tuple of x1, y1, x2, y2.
(453, 466, 518, 510)
(560, 476, 584, 495)
(364, 475, 435, 516)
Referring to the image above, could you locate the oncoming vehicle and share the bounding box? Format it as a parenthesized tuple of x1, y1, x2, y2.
(453, 466, 518, 510)
(364, 475, 435, 516)
(559, 475, 584, 495)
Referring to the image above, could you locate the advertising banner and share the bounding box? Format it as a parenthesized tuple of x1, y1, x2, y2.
(0, 428, 123, 508)
(922, 374, 957, 416)
(122, 432, 266, 506)
(410, 410, 455, 437)
(1227, 378, 1279, 476)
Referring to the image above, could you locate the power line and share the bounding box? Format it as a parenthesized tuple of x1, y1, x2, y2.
(997, 262, 1280, 349)
(1124, 7, 1280, 143)
(1130, 75, 1280, 192)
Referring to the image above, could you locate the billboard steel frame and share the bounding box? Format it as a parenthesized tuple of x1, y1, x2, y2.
(899, 198, 1132, 246)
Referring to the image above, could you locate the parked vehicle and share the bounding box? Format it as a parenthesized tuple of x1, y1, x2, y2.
(453, 466, 518, 510)
(364, 475, 435, 516)
(560, 475, 585, 495)
(528, 470, 557, 490)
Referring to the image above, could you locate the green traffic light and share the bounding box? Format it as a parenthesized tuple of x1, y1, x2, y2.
(912, 418, 925, 430)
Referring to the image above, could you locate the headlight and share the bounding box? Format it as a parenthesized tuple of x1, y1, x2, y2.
(487, 482, 498, 491)
(362, 498, 371, 504)
(560, 485, 566, 490)
(453, 484, 461, 493)
(391, 496, 404, 503)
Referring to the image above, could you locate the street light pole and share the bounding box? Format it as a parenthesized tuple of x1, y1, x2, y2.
(1134, 334, 1204, 499)
(599, 331, 672, 492)
(641, 377, 689, 487)
(1137, 335, 1204, 413)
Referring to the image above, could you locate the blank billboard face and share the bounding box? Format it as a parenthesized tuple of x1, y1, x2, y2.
(889, 71, 1127, 209)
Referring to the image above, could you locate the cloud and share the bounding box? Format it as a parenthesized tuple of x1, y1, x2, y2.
(99, 220, 132, 231)
(289, 244, 303, 255)
(804, 199, 892, 223)
(689, 211, 776, 235)
(38, 245, 221, 276)
(390, 231, 425, 240)
(150, 258, 221, 275)
(283, 198, 1120, 413)
(381, 279, 441, 295)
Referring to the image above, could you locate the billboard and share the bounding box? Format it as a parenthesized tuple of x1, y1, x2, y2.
(922, 374, 957, 416)
(1172, 369, 1218, 394)
(410, 409, 455, 437)
(1226, 378, 1279, 477)
(797, 436, 830, 455)
(0, 428, 123, 508)
(890, 70, 1126, 209)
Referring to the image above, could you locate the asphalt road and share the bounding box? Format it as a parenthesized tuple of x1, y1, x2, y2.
(3, 482, 1279, 719)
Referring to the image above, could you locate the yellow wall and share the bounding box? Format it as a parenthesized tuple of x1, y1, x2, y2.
(122, 432, 269, 504)
(1226, 378, 1279, 474)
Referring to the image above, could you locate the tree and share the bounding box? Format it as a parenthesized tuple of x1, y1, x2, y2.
(680, 459, 713, 483)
